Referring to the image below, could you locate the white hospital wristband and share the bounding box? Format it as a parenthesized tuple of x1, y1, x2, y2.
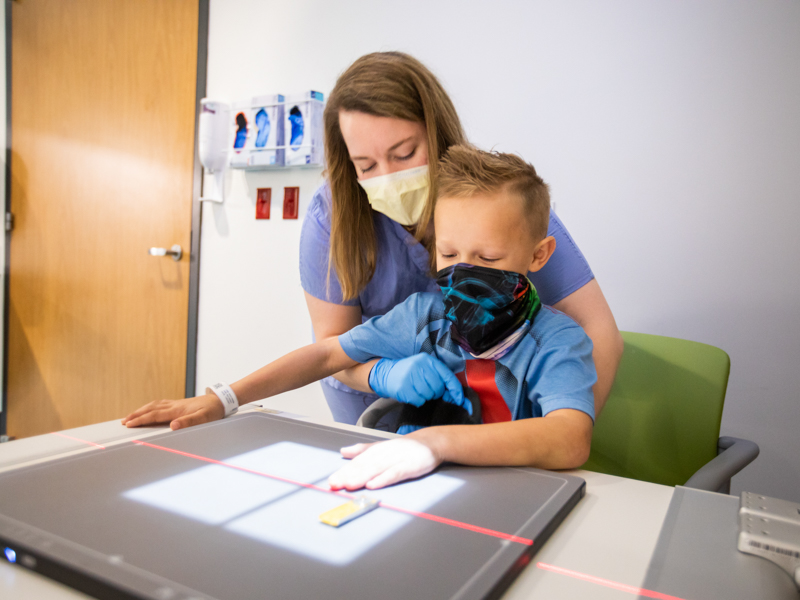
(206, 383, 239, 417)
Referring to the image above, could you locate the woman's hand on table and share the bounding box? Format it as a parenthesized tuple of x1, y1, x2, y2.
(121, 394, 224, 430)
(328, 437, 442, 491)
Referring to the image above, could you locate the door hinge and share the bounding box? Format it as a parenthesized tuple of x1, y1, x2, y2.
(5, 212, 13, 232)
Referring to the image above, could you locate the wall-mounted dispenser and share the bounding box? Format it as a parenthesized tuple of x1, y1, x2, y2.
(198, 99, 229, 203)
(230, 94, 286, 169)
(283, 91, 325, 167)
(198, 91, 325, 180)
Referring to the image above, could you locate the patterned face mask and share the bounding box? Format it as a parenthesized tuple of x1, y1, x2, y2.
(436, 263, 541, 360)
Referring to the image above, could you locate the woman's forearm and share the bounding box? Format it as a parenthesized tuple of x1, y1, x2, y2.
(329, 360, 379, 394)
(584, 322, 624, 414)
(303, 292, 376, 393)
(231, 338, 359, 404)
(553, 279, 623, 416)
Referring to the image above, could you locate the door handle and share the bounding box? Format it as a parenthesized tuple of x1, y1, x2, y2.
(148, 244, 182, 261)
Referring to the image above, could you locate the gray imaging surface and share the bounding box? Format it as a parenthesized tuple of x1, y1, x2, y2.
(640, 486, 799, 600)
(0, 413, 584, 600)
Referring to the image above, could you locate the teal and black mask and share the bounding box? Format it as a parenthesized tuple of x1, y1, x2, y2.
(436, 263, 541, 359)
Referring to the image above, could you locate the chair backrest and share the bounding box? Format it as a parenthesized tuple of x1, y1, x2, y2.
(582, 331, 730, 487)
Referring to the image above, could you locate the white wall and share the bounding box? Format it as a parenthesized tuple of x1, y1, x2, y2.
(196, 167, 328, 419)
(200, 0, 800, 501)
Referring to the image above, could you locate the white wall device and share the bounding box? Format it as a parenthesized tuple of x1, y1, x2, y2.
(198, 99, 229, 203)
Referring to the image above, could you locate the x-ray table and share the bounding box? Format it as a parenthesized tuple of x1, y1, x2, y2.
(0, 411, 585, 600)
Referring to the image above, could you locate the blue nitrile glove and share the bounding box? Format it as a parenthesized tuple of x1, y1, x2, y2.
(368, 354, 472, 415)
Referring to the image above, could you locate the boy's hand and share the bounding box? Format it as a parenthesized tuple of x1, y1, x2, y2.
(368, 355, 471, 414)
(121, 394, 224, 430)
(328, 438, 441, 491)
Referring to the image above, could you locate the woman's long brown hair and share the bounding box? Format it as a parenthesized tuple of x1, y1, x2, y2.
(324, 52, 466, 301)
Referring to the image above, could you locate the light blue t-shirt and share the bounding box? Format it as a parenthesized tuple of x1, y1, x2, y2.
(338, 292, 597, 422)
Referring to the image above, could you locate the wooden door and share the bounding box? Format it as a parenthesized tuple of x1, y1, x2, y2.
(7, 0, 199, 437)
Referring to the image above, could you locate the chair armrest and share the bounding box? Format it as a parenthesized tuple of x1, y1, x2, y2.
(684, 436, 760, 493)
(355, 397, 402, 429)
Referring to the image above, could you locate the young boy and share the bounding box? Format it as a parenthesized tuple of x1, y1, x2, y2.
(123, 146, 596, 491)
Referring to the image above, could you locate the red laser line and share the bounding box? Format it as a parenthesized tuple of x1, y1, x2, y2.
(536, 562, 688, 600)
(132, 439, 533, 546)
(132, 440, 344, 496)
(49, 432, 107, 450)
(380, 502, 533, 545)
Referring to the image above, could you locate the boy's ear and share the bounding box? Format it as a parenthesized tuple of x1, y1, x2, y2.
(529, 236, 556, 273)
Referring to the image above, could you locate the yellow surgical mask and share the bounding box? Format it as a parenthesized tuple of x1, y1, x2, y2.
(357, 165, 430, 226)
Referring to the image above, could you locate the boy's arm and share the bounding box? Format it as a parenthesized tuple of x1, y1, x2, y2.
(414, 409, 593, 468)
(328, 410, 592, 491)
(123, 338, 358, 430)
(231, 338, 359, 404)
(328, 318, 597, 491)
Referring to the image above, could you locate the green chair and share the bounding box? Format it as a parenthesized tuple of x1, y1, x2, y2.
(582, 331, 759, 492)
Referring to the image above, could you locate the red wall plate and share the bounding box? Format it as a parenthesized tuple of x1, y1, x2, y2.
(283, 187, 299, 219)
(256, 188, 271, 219)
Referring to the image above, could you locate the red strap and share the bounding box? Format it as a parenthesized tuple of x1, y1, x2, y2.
(456, 360, 512, 424)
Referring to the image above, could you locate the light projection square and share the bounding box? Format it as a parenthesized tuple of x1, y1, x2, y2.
(226, 470, 464, 565)
(123, 464, 294, 525)
(224, 441, 348, 482)
(123, 442, 347, 525)
(124, 441, 464, 565)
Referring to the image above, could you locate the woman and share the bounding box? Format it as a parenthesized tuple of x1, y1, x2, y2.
(300, 51, 623, 426)
(123, 51, 622, 431)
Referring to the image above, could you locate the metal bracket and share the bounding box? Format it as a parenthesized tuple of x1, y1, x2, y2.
(739, 492, 800, 589)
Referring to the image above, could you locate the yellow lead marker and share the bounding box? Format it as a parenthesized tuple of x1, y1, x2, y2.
(319, 496, 380, 527)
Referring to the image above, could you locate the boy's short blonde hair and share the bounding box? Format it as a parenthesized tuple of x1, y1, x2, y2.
(436, 145, 550, 241)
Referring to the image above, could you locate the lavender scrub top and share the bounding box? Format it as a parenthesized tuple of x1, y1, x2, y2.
(299, 182, 595, 400)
